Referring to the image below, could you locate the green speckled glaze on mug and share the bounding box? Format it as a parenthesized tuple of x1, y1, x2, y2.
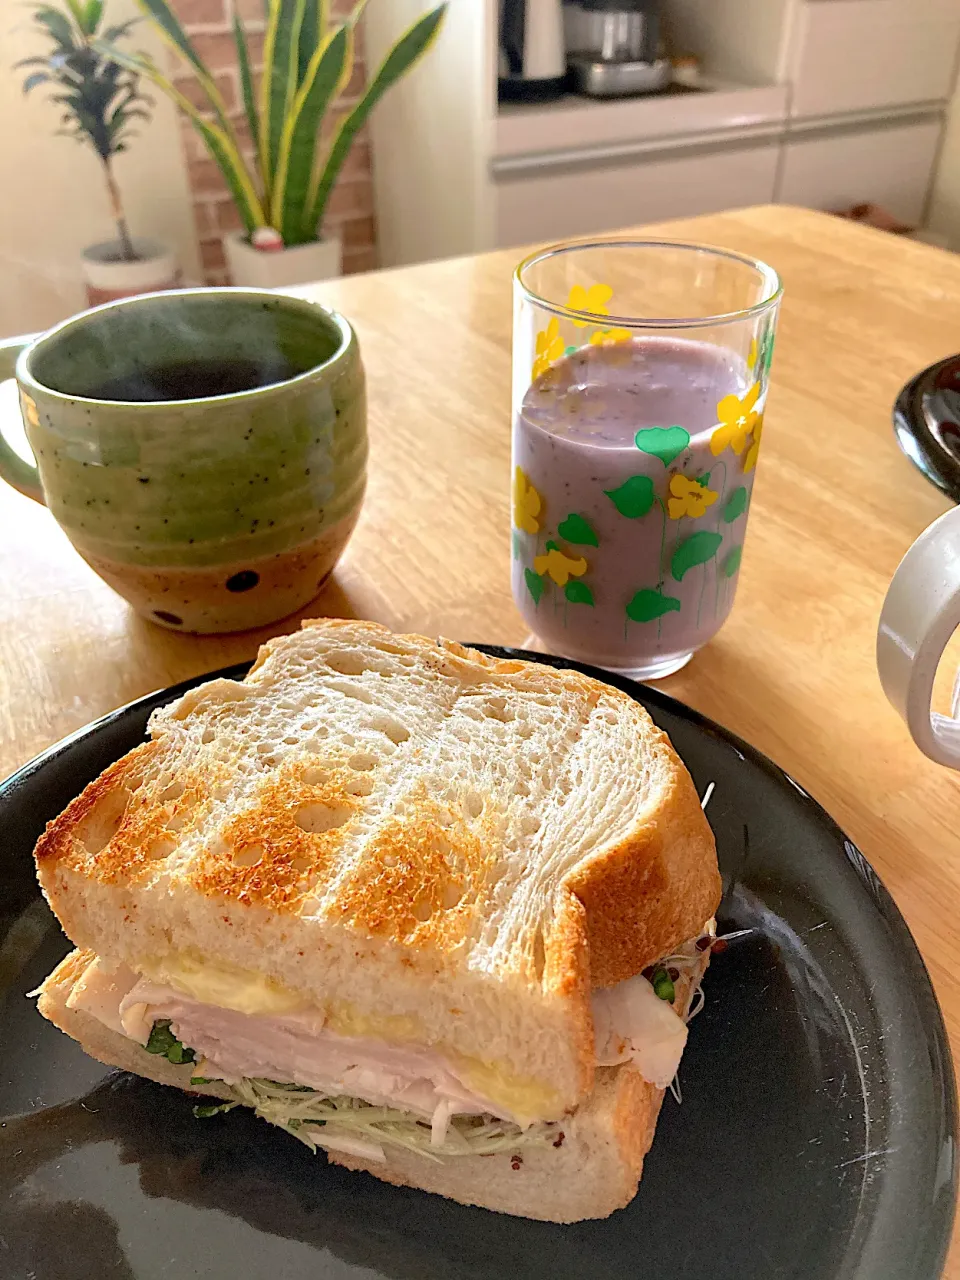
(0, 289, 366, 632)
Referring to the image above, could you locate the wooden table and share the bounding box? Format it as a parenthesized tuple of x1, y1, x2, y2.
(2, 205, 959, 1265)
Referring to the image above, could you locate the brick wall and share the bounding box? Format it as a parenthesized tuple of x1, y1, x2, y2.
(171, 0, 378, 283)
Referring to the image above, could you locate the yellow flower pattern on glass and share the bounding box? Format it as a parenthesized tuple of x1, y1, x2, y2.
(747, 338, 758, 371)
(667, 474, 719, 520)
(589, 326, 631, 347)
(532, 317, 564, 380)
(513, 466, 543, 534)
(744, 414, 764, 472)
(534, 546, 588, 587)
(711, 382, 761, 457)
(568, 282, 613, 328)
(531, 284, 624, 373)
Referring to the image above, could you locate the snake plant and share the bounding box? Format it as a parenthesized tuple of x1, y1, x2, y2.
(95, 0, 447, 247)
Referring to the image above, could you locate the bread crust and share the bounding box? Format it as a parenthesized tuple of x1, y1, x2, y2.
(564, 747, 721, 987)
(33, 619, 720, 1113)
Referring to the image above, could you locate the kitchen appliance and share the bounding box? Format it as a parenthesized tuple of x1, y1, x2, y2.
(892, 354, 960, 502)
(564, 0, 670, 98)
(498, 0, 567, 103)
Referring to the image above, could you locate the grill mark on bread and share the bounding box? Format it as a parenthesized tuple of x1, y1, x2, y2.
(190, 760, 364, 910)
(35, 742, 218, 884)
(328, 803, 494, 949)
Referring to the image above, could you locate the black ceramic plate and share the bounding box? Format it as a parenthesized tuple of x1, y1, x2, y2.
(0, 648, 955, 1280)
(893, 354, 960, 501)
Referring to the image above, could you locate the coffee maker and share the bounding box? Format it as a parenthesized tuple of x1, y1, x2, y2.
(564, 0, 670, 97)
(498, 0, 567, 102)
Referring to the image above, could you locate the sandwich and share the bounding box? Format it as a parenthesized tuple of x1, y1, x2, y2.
(32, 619, 721, 1223)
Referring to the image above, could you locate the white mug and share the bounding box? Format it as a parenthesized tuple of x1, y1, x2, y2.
(877, 505, 960, 766)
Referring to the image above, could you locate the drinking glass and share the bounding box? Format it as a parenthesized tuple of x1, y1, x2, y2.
(511, 239, 782, 679)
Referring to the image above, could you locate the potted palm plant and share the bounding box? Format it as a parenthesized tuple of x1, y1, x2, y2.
(17, 0, 180, 305)
(98, 0, 447, 289)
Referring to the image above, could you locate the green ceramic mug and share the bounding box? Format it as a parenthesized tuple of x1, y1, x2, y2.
(0, 288, 366, 633)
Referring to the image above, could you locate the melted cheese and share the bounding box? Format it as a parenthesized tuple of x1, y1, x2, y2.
(325, 1002, 423, 1045)
(141, 953, 308, 1017)
(450, 1053, 563, 1126)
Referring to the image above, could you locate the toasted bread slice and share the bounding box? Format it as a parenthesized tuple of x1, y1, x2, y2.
(35, 620, 719, 1118)
(38, 945, 682, 1223)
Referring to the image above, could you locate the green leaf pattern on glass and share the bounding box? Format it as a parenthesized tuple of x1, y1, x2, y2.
(557, 513, 599, 546)
(518, 402, 761, 627)
(722, 486, 748, 523)
(760, 326, 776, 379)
(671, 531, 723, 582)
(565, 580, 595, 606)
(626, 589, 682, 622)
(634, 426, 690, 467)
(722, 545, 743, 578)
(524, 568, 546, 604)
(604, 475, 655, 518)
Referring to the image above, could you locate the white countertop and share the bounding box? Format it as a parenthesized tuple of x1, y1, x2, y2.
(494, 80, 789, 161)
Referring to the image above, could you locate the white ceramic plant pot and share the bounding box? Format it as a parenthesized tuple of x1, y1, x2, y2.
(81, 238, 180, 306)
(224, 232, 343, 289)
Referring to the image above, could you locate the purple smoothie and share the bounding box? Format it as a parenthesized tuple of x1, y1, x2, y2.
(511, 336, 762, 676)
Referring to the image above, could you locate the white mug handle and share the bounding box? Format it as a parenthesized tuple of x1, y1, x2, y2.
(877, 504, 960, 767)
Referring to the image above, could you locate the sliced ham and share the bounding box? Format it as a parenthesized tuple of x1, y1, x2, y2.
(591, 973, 687, 1089)
(65, 956, 140, 1037)
(68, 955, 690, 1131)
(69, 960, 515, 1126)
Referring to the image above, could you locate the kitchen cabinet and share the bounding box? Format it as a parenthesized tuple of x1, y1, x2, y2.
(778, 115, 942, 225)
(494, 139, 779, 247)
(786, 0, 960, 120)
(364, 0, 958, 268)
(671, 0, 960, 119)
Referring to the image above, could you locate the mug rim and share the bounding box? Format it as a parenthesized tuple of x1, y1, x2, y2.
(16, 286, 354, 408)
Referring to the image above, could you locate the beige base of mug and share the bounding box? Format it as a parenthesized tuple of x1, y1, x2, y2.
(77, 510, 359, 634)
